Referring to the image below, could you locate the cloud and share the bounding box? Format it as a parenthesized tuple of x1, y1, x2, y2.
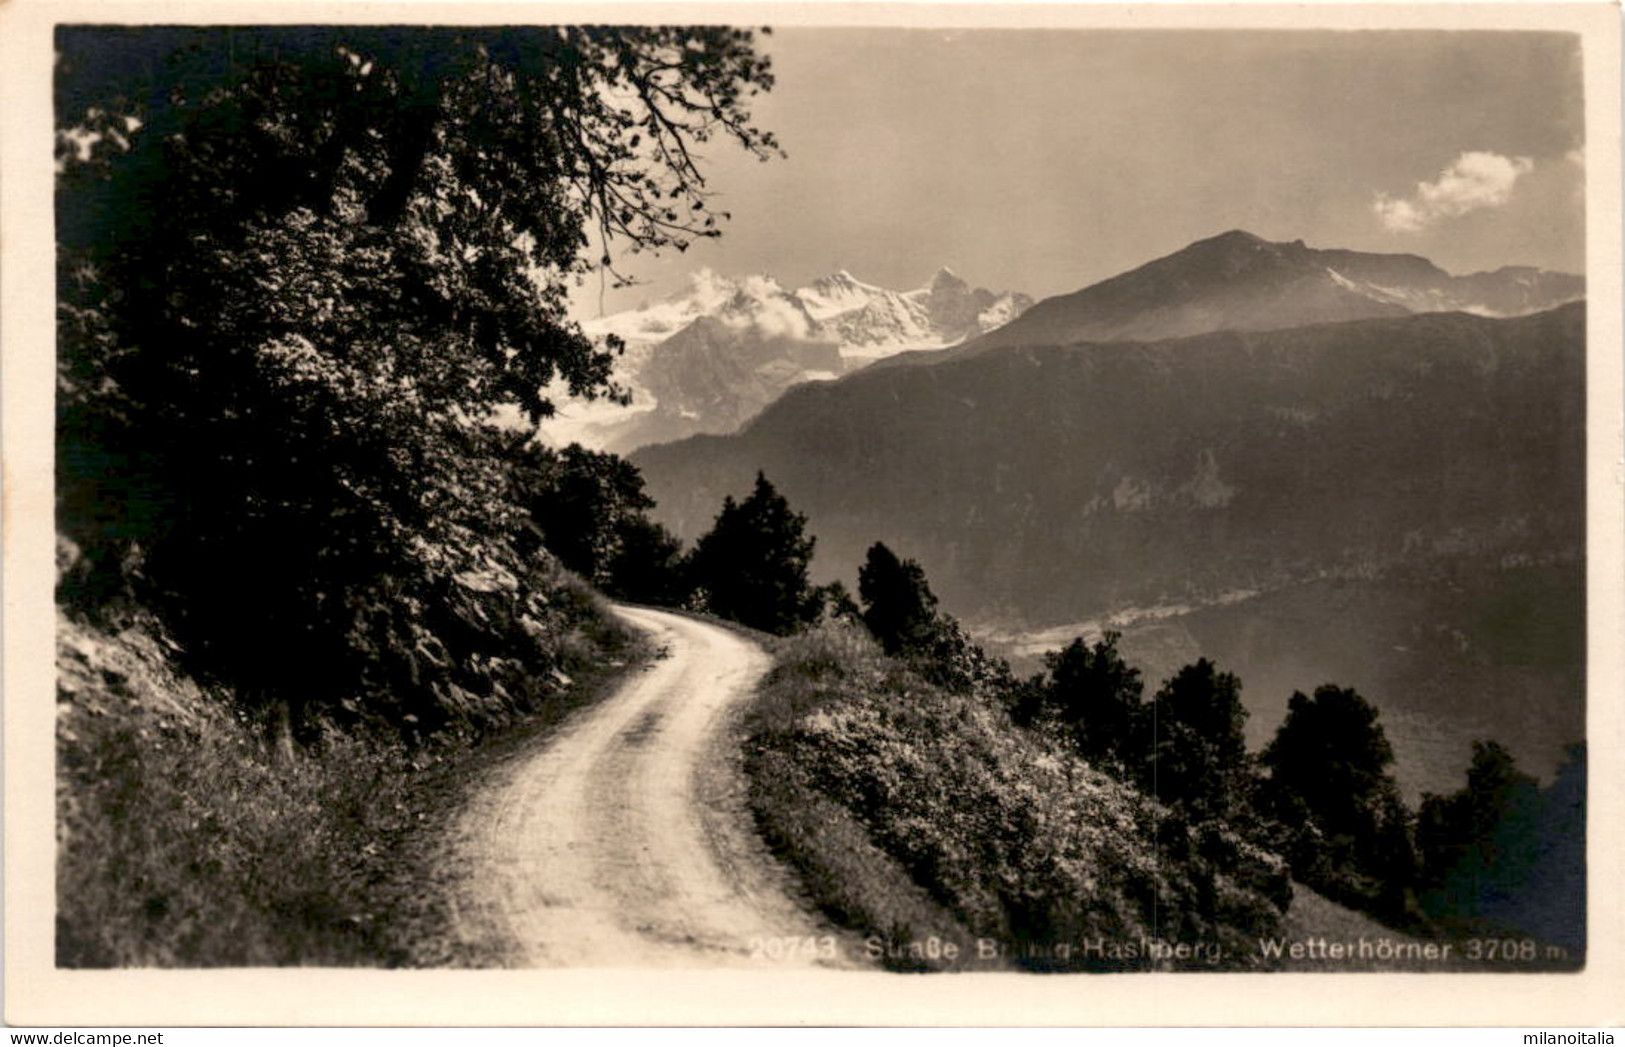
(743, 296, 813, 341)
(719, 275, 816, 340)
(1374, 151, 1535, 233)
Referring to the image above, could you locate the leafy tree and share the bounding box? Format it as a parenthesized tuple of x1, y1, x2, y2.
(516, 444, 648, 581)
(1416, 739, 1566, 937)
(1260, 684, 1407, 910)
(1370, 788, 1422, 921)
(688, 472, 820, 635)
(54, 27, 778, 730)
(849, 540, 1013, 694)
(1018, 632, 1143, 773)
(857, 542, 941, 655)
(912, 614, 1016, 696)
(1143, 659, 1250, 820)
(510, 442, 689, 605)
(1460, 741, 1541, 869)
(605, 515, 690, 607)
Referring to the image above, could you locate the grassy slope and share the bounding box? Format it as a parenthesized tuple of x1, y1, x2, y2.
(742, 623, 1289, 973)
(56, 586, 646, 967)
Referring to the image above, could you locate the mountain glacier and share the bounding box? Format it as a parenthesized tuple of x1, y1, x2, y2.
(545, 267, 1032, 452)
(797, 267, 1034, 360)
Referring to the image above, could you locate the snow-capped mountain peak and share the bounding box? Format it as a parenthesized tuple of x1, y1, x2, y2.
(796, 269, 889, 322)
(553, 264, 1034, 453)
(792, 267, 1034, 359)
(579, 266, 747, 346)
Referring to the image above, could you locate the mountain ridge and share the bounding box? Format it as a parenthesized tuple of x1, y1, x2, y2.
(877, 230, 1582, 371)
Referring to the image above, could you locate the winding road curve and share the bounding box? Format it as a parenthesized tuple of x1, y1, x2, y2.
(454, 605, 850, 967)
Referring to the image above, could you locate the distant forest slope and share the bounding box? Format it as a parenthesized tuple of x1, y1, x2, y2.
(635, 303, 1584, 626)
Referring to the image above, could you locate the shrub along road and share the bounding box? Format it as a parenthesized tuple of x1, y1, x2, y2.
(452, 606, 852, 967)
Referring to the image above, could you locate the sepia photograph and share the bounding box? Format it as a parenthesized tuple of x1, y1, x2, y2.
(4, 0, 1622, 1028)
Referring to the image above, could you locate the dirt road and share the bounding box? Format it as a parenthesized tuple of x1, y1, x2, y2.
(454, 605, 850, 967)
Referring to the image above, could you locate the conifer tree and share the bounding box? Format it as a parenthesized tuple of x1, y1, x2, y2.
(1260, 684, 1406, 909)
(1022, 632, 1144, 773)
(688, 472, 820, 635)
(1143, 658, 1249, 820)
(857, 542, 941, 655)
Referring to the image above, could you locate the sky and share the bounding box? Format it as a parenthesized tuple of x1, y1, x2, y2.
(570, 28, 1585, 319)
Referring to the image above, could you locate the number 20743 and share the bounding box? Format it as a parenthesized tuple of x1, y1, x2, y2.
(748, 935, 840, 961)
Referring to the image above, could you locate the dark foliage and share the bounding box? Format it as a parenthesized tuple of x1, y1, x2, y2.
(687, 472, 821, 635)
(606, 515, 691, 607)
(1417, 741, 1584, 951)
(858, 542, 940, 656)
(1260, 684, 1411, 916)
(908, 615, 1019, 696)
(1141, 659, 1251, 822)
(744, 624, 1291, 972)
(1016, 632, 1144, 775)
(512, 443, 689, 605)
(852, 542, 1012, 694)
(514, 445, 653, 582)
